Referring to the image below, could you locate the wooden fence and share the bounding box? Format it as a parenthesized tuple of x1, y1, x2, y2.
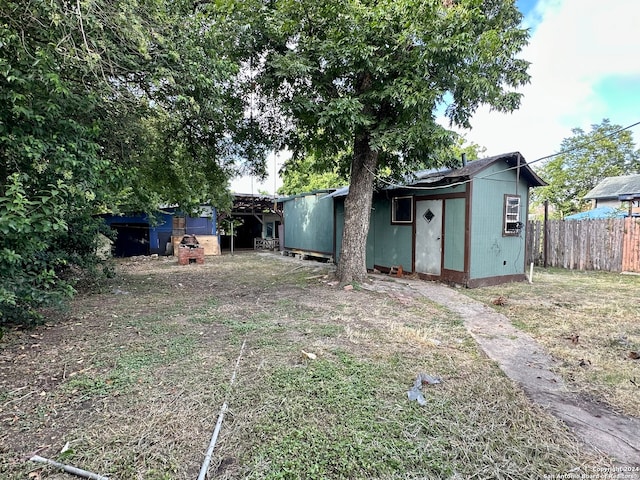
(526, 218, 640, 273)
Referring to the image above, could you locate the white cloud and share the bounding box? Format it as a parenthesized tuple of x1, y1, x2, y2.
(453, 0, 640, 163)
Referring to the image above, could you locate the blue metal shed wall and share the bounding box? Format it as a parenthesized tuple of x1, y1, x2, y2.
(103, 209, 216, 255)
(469, 162, 529, 280)
(103, 212, 173, 255)
(186, 216, 215, 235)
(283, 193, 335, 255)
(153, 213, 175, 255)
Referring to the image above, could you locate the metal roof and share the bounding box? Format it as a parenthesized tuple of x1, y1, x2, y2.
(231, 193, 281, 213)
(280, 189, 338, 202)
(410, 152, 546, 187)
(584, 174, 640, 200)
(325, 152, 545, 198)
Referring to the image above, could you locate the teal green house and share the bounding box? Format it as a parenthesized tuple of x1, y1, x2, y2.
(282, 152, 546, 287)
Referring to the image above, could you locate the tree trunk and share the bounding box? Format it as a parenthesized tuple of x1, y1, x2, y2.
(336, 131, 378, 284)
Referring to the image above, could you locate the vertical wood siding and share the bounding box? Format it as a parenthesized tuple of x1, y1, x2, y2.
(526, 218, 640, 272)
(622, 218, 640, 272)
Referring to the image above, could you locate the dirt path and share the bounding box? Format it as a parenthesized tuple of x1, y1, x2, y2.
(366, 274, 640, 469)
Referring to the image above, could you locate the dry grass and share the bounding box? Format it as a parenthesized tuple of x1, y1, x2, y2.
(463, 268, 640, 417)
(0, 254, 615, 479)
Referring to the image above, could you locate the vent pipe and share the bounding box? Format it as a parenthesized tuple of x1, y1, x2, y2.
(461, 153, 467, 167)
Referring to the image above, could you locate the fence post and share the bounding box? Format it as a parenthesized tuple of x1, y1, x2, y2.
(543, 200, 548, 268)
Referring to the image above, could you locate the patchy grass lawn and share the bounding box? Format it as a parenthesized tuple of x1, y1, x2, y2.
(463, 268, 640, 418)
(0, 254, 614, 479)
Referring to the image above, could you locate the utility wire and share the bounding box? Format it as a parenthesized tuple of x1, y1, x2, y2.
(527, 120, 640, 166)
(364, 119, 640, 191)
(480, 119, 640, 180)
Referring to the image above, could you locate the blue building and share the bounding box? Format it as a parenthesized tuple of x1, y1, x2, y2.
(101, 207, 216, 257)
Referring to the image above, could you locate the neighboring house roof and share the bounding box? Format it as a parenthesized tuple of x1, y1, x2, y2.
(326, 151, 545, 198)
(584, 174, 640, 200)
(564, 206, 627, 220)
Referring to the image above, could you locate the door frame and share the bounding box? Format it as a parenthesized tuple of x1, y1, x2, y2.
(412, 191, 470, 284)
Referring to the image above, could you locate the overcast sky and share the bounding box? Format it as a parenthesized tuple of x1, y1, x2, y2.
(230, 0, 640, 195)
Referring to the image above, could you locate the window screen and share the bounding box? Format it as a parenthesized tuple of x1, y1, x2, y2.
(504, 195, 521, 235)
(392, 196, 413, 223)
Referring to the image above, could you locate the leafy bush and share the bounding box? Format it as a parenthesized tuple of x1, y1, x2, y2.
(0, 174, 109, 326)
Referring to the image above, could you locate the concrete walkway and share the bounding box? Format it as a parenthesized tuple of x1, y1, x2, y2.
(373, 276, 640, 469)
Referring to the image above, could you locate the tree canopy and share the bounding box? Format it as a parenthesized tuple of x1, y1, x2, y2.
(251, 0, 530, 282)
(0, 0, 269, 324)
(278, 136, 486, 196)
(278, 153, 349, 195)
(534, 119, 640, 217)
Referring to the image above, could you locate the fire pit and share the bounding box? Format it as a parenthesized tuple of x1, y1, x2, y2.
(178, 235, 204, 265)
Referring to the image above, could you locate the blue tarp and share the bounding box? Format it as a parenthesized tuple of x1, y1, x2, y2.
(564, 206, 627, 220)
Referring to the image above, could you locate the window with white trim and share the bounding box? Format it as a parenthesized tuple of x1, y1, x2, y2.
(391, 196, 413, 224)
(503, 195, 522, 236)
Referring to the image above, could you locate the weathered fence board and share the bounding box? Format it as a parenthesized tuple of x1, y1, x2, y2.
(623, 218, 640, 272)
(527, 218, 640, 272)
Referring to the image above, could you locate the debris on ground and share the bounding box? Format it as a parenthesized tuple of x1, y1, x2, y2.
(389, 266, 403, 278)
(301, 350, 317, 360)
(629, 351, 640, 360)
(407, 372, 441, 406)
(615, 334, 630, 347)
(565, 334, 580, 344)
(492, 296, 507, 306)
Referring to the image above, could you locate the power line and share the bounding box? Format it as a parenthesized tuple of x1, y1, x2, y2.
(365, 119, 640, 191)
(477, 119, 640, 181)
(527, 119, 640, 166)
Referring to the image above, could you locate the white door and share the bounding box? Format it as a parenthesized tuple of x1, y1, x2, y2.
(415, 199, 443, 275)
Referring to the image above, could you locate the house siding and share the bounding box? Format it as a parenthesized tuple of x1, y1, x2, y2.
(469, 162, 529, 280)
(334, 197, 411, 270)
(443, 197, 466, 272)
(370, 198, 413, 271)
(281, 153, 540, 288)
(365, 185, 466, 274)
(283, 192, 335, 256)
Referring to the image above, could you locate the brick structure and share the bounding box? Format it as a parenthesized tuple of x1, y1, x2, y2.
(178, 245, 205, 265)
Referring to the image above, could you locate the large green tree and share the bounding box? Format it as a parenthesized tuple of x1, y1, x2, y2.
(279, 153, 349, 195)
(130, 2, 272, 213)
(535, 119, 640, 217)
(0, 0, 266, 324)
(252, 0, 530, 283)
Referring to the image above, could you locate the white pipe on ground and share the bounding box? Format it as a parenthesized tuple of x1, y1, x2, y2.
(196, 339, 246, 480)
(30, 455, 109, 480)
